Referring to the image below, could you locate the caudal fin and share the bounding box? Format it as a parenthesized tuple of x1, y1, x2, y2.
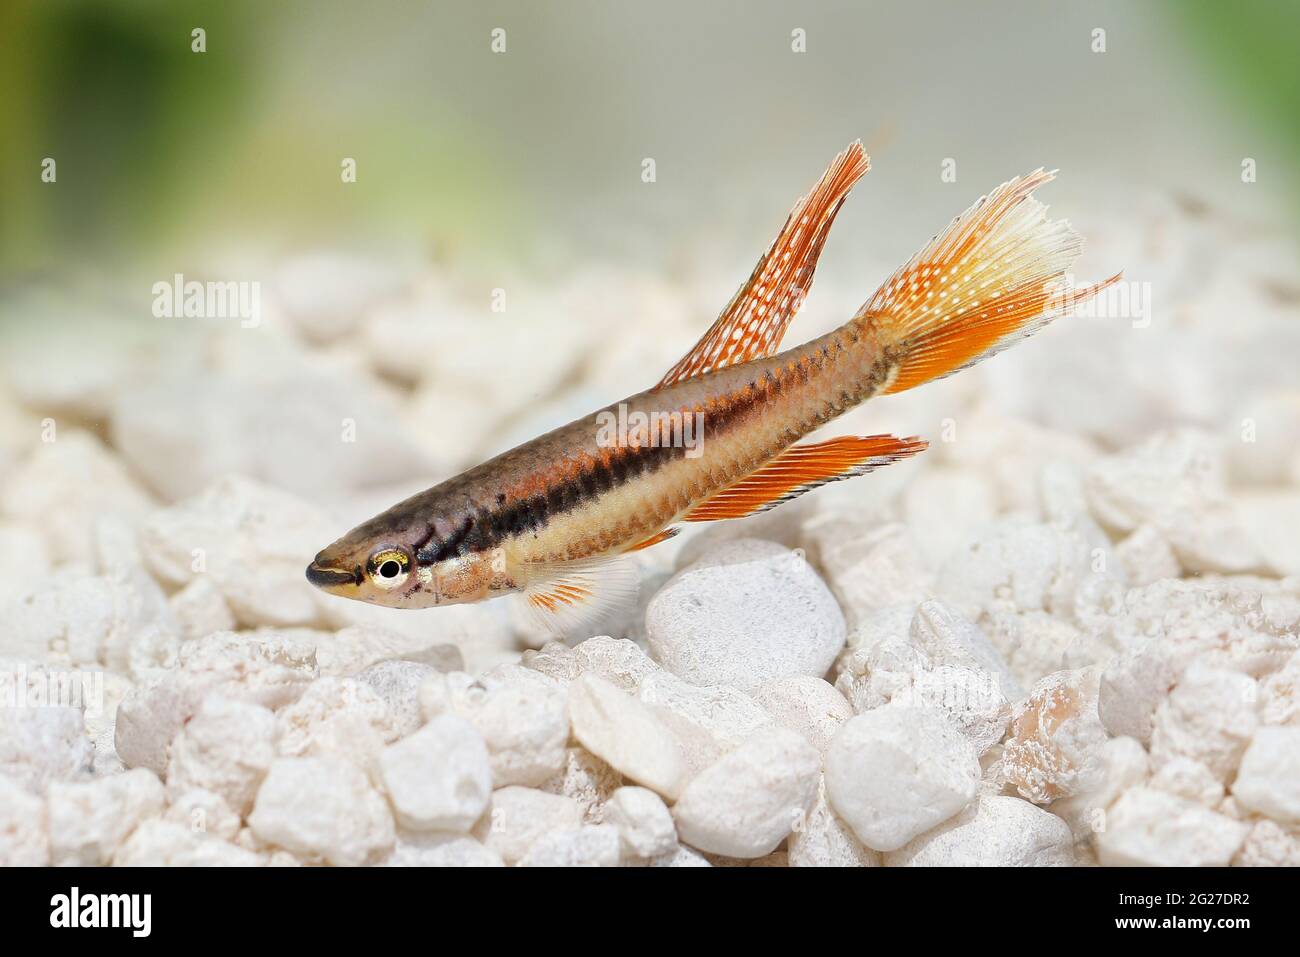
(858, 169, 1121, 395)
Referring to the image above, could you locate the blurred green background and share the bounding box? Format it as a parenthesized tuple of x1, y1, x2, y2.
(1, 0, 1297, 284)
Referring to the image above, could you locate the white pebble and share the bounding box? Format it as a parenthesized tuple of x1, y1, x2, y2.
(807, 521, 931, 627)
(115, 631, 316, 774)
(935, 519, 1093, 622)
(645, 845, 712, 867)
(637, 670, 773, 774)
(645, 538, 845, 694)
(1233, 818, 1300, 867)
(1086, 429, 1264, 574)
(572, 635, 661, 692)
(1233, 726, 1300, 822)
(248, 755, 394, 866)
(353, 659, 439, 738)
(383, 832, 503, 867)
(672, 726, 820, 859)
(165, 788, 242, 841)
(891, 665, 1010, 756)
(825, 705, 980, 852)
(167, 577, 236, 642)
(0, 773, 49, 865)
(1, 431, 153, 563)
(834, 631, 931, 714)
(316, 625, 463, 678)
(47, 768, 165, 866)
(910, 600, 1020, 700)
(275, 251, 408, 343)
(787, 777, 879, 868)
(437, 666, 569, 788)
(884, 796, 1074, 867)
(752, 674, 853, 756)
(568, 674, 686, 800)
(540, 747, 623, 823)
(901, 468, 998, 567)
(1096, 787, 1248, 866)
(3, 572, 175, 673)
(113, 819, 263, 867)
(517, 824, 621, 867)
(1114, 524, 1181, 587)
(166, 696, 277, 815)
(0, 666, 93, 792)
(985, 608, 1083, 691)
(1149, 664, 1258, 781)
(0, 523, 50, 609)
(275, 676, 400, 773)
(1225, 392, 1300, 485)
(604, 786, 676, 859)
(112, 370, 431, 504)
(378, 714, 492, 832)
(138, 476, 334, 627)
(471, 786, 584, 865)
(1149, 757, 1224, 807)
(1051, 735, 1150, 841)
(1096, 579, 1292, 744)
(1260, 650, 1300, 725)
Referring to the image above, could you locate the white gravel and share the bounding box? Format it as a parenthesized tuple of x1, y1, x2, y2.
(378, 714, 492, 832)
(3, 198, 1300, 866)
(671, 726, 820, 858)
(645, 538, 846, 693)
(825, 705, 981, 851)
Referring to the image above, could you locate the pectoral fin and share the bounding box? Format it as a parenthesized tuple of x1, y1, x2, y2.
(520, 555, 641, 639)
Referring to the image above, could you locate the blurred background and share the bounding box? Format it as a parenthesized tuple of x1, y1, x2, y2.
(1, 0, 1298, 582)
(3, 0, 1298, 272)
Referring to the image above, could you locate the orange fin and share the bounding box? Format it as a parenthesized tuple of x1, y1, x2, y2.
(683, 434, 927, 522)
(654, 141, 870, 390)
(854, 168, 1121, 395)
(521, 555, 640, 639)
(623, 527, 680, 553)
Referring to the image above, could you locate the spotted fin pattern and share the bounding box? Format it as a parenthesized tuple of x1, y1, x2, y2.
(655, 141, 870, 390)
(857, 169, 1121, 395)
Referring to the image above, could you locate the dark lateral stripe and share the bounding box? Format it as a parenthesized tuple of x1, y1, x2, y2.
(417, 513, 474, 563)
(415, 383, 775, 560)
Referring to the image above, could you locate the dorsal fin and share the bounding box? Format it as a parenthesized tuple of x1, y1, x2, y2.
(682, 434, 927, 522)
(654, 142, 870, 391)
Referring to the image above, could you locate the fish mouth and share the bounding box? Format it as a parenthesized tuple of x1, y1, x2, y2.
(305, 561, 360, 590)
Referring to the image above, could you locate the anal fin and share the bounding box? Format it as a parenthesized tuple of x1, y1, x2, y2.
(683, 434, 928, 522)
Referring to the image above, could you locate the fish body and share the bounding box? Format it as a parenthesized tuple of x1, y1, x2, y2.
(308, 142, 1118, 635)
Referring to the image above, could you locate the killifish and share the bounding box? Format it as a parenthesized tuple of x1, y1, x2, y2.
(307, 141, 1119, 635)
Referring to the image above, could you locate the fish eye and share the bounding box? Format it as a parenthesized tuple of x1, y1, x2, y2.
(367, 547, 411, 589)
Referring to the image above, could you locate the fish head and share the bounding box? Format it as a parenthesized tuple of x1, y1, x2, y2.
(306, 504, 503, 609)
